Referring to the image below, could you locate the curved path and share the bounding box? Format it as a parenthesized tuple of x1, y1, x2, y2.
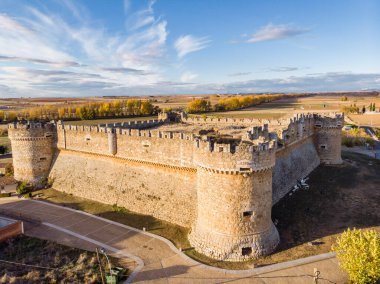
(0, 197, 347, 283)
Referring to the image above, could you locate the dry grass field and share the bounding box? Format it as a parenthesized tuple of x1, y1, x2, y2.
(0, 92, 379, 124)
(201, 94, 380, 121)
(348, 114, 380, 127)
(0, 235, 128, 283)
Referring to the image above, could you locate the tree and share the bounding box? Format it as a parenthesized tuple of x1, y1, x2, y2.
(373, 103, 376, 112)
(140, 101, 154, 115)
(187, 99, 211, 113)
(4, 163, 13, 176)
(362, 106, 366, 113)
(332, 228, 380, 284)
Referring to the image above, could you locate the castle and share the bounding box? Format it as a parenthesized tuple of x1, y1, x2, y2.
(8, 112, 343, 261)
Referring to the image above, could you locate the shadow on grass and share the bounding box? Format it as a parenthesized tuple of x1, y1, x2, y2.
(272, 151, 380, 255)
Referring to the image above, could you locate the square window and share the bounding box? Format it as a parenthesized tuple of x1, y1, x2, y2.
(243, 211, 253, 221)
(242, 247, 252, 256)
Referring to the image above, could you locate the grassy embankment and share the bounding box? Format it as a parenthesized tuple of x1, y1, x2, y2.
(0, 235, 128, 283)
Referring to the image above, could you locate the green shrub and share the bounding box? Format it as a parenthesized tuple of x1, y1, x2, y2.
(332, 228, 380, 284)
(0, 192, 11, 198)
(16, 182, 30, 195)
(4, 163, 13, 176)
(112, 204, 127, 213)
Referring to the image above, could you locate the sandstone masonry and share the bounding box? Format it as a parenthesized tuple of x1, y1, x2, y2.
(8, 112, 343, 261)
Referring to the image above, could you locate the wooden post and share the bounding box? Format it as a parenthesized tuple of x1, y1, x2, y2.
(96, 248, 105, 284)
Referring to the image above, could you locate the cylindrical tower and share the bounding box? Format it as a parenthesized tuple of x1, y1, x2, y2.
(8, 122, 56, 187)
(108, 129, 117, 155)
(190, 134, 279, 261)
(313, 114, 344, 164)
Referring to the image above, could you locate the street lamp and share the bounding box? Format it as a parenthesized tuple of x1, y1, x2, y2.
(99, 247, 112, 272)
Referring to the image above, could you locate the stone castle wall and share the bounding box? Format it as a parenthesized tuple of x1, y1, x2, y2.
(58, 124, 197, 168)
(272, 136, 320, 204)
(49, 150, 197, 226)
(8, 112, 343, 261)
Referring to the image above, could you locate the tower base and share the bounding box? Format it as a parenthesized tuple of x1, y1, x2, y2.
(189, 223, 280, 261)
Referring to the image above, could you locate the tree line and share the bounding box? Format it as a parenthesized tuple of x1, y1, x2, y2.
(341, 102, 378, 114)
(0, 99, 159, 122)
(187, 94, 293, 113)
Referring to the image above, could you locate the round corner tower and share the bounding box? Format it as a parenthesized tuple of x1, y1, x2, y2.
(313, 114, 343, 165)
(190, 129, 280, 261)
(8, 121, 56, 187)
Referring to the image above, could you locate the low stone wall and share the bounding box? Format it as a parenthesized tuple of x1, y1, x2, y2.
(49, 150, 197, 227)
(272, 136, 320, 204)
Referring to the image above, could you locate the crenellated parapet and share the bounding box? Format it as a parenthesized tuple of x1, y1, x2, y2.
(193, 135, 276, 174)
(100, 118, 166, 129)
(276, 113, 315, 146)
(313, 113, 344, 129)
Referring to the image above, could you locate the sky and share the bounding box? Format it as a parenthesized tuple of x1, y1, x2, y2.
(0, 0, 379, 97)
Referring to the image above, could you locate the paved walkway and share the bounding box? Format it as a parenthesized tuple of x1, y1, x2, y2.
(0, 197, 348, 283)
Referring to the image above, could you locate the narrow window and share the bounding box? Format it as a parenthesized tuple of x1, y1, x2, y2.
(243, 211, 253, 221)
(239, 168, 250, 172)
(86, 137, 91, 141)
(40, 157, 47, 161)
(218, 147, 223, 152)
(320, 145, 327, 149)
(315, 124, 322, 128)
(242, 247, 252, 256)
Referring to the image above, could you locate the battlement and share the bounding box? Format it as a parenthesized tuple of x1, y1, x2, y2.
(58, 122, 196, 141)
(8, 121, 56, 140)
(99, 119, 166, 129)
(313, 113, 344, 129)
(8, 121, 56, 131)
(181, 112, 316, 128)
(194, 134, 277, 173)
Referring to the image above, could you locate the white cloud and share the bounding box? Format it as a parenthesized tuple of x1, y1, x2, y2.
(174, 35, 210, 58)
(126, 0, 156, 30)
(180, 72, 198, 82)
(229, 72, 251, 77)
(0, 0, 169, 97)
(247, 24, 309, 43)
